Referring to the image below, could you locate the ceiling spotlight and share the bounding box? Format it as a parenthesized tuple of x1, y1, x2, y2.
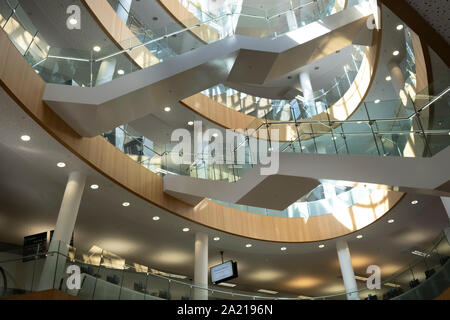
(388, 219, 395, 224)
(93, 46, 101, 52)
(182, 227, 190, 232)
(374, 99, 381, 104)
(164, 107, 171, 112)
(188, 121, 194, 126)
(356, 235, 363, 239)
(318, 244, 325, 248)
(57, 162, 66, 168)
(393, 50, 400, 56)
(245, 244, 252, 248)
(396, 24, 404, 31)
(153, 216, 160, 221)
(90, 184, 99, 190)
(117, 69, 125, 75)
(386, 76, 392, 81)
(69, 18, 78, 25)
(20, 135, 31, 142)
(411, 200, 418, 205)
(213, 237, 220, 241)
(122, 202, 130, 207)
(281, 247, 287, 251)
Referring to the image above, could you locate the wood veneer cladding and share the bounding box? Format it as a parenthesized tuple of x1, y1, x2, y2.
(81, 0, 159, 69)
(157, 0, 220, 43)
(3, 289, 81, 300)
(82, 0, 381, 142)
(0, 24, 401, 243)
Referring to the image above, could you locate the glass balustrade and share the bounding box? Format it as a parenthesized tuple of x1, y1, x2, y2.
(211, 181, 381, 219)
(201, 45, 366, 121)
(100, 83, 449, 187)
(178, 0, 348, 39)
(0, 0, 371, 88)
(1, 234, 448, 300)
(0, 0, 378, 122)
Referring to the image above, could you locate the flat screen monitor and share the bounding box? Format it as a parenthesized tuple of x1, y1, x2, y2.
(210, 260, 238, 284)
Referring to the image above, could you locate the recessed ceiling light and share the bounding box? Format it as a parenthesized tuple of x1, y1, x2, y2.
(20, 135, 31, 142)
(164, 107, 171, 112)
(213, 237, 220, 241)
(212, 133, 219, 138)
(122, 202, 130, 207)
(153, 216, 160, 221)
(411, 250, 429, 258)
(117, 69, 125, 75)
(218, 282, 236, 287)
(386, 76, 392, 81)
(411, 200, 418, 205)
(374, 99, 381, 104)
(388, 219, 395, 224)
(396, 24, 404, 31)
(69, 18, 78, 25)
(90, 184, 99, 190)
(188, 121, 194, 126)
(356, 235, 363, 239)
(281, 247, 287, 251)
(245, 244, 252, 248)
(257, 289, 278, 295)
(393, 50, 400, 56)
(57, 162, 66, 168)
(93, 46, 101, 52)
(318, 244, 325, 248)
(182, 227, 190, 232)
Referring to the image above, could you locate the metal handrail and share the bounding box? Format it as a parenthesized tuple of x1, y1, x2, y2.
(1, 233, 447, 300)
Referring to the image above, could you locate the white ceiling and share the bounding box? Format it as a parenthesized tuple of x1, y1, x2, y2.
(18, 0, 115, 51)
(0, 85, 449, 298)
(404, 0, 450, 44)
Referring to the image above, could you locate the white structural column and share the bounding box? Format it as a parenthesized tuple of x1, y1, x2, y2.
(336, 240, 360, 300)
(38, 171, 86, 291)
(299, 71, 314, 109)
(441, 197, 450, 244)
(194, 232, 209, 300)
(116, 0, 132, 23)
(286, 5, 298, 32)
(95, 58, 117, 86)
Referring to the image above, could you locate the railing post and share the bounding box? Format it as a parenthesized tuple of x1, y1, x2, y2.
(409, 95, 433, 157)
(363, 102, 381, 156)
(23, 30, 39, 58)
(2, 2, 19, 29)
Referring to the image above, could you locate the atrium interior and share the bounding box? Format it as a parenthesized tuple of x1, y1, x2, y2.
(0, 0, 449, 301)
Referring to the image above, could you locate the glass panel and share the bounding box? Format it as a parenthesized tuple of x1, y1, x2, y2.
(146, 274, 170, 300)
(92, 265, 123, 300)
(119, 269, 147, 300)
